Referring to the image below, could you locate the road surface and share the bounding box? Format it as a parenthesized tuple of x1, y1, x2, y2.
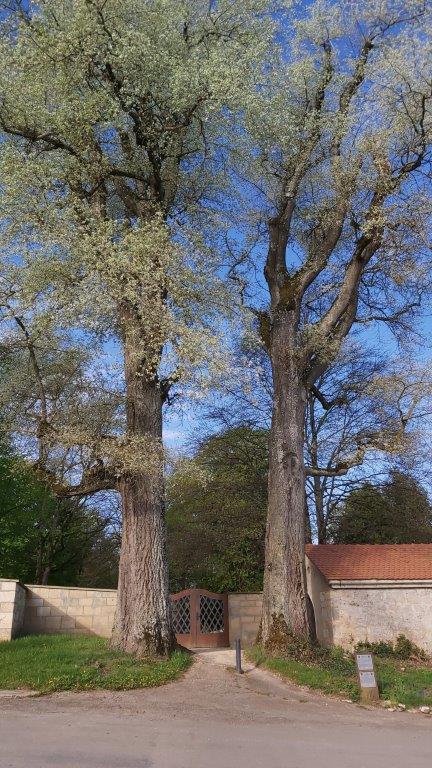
(1, 649, 431, 768)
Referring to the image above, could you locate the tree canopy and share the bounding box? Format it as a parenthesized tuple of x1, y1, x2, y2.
(331, 471, 432, 545)
(0, 441, 118, 585)
(167, 427, 268, 593)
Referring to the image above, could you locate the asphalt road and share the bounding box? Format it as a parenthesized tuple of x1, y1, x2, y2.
(1, 650, 431, 768)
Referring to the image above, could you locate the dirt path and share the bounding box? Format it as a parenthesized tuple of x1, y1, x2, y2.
(1, 649, 431, 768)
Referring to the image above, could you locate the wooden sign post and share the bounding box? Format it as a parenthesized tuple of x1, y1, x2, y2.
(355, 652, 380, 703)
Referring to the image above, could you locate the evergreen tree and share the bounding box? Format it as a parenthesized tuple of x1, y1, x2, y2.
(331, 471, 432, 544)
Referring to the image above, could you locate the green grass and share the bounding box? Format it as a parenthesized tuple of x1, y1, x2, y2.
(0, 634, 192, 694)
(247, 645, 432, 708)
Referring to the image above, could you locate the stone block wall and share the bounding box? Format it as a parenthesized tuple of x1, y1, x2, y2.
(1, 580, 264, 645)
(228, 593, 262, 647)
(330, 585, 432, 654)
(7, 574, 431, 655)
(23, 584, 117, 637)
(0, 579, 26, 641)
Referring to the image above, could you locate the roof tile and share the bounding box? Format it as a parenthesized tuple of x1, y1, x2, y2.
(305, 544, 432, 581)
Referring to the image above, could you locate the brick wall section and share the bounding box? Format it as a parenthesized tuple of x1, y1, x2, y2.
(23, 585, 117, 637)
(0, 579, 26, 641)
(228, 593, 262, 647)
(330, 586, 432, 654)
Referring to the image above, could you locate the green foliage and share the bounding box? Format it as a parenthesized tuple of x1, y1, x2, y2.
(0, 443, 119, 586)
(376, 662, 432, 709)
(167, 427, 268, 592)
(0, 0, 273, 424)
(331, 471, 432, 544)
(0, 635, 191, 693)
(248, 645, 360, 701)
(354, 634, 428, 661)
(0, 448, 52, 580)
(76, 527, 120, 590)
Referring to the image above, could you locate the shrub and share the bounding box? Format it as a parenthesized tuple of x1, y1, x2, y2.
(354, 635, 427, 661)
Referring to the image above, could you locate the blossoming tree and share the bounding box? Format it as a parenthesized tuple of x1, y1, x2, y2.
(0, 0, 271, 656)
(238, 0, 432, 647)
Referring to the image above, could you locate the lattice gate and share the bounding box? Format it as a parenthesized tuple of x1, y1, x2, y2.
(170, 588, 229, 648)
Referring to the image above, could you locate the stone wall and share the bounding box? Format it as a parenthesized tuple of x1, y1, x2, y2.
(1, 580, 263, 645)
(329, 584, 432, 654)
(0, 579, 27, 641)
(24, 588, 264, 647)
(5, 572, 432, 654)
(23, 584, 117, 637)
(228, 593, 262, 647)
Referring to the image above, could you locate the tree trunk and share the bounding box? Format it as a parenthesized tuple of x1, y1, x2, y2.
(111, 334, 175, 657)
(261, 313, 311, 650)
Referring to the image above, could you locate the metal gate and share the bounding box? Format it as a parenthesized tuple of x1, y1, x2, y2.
(171, 588, 229, 649)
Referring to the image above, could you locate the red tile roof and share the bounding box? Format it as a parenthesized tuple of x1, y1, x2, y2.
(306, 544, 432, 581)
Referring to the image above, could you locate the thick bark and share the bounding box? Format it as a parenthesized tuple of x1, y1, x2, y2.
(111, 335, 175, 657)
(261, 312, 311, 650)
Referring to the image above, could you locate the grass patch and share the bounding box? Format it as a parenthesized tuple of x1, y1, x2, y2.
(0, 634, 192, 694)
(248, 644, 359, 701)
(247, 642, 432, 708)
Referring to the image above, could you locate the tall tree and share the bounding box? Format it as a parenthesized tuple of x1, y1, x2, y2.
(0, 0, 272, 655)
(235, 1, 432, 646)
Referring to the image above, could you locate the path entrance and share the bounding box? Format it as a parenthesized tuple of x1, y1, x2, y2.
(171, 588, 229, 648)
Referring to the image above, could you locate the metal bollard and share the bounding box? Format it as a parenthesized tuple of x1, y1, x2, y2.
(235, 638, 243, 674)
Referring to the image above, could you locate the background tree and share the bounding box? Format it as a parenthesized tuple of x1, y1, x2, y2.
(0, 440, 119, 585)
(305, 349, 432, 543)
(204, 338, 432, 544)
(0, 0, 272, 655)
(167, 427, 267, 593)
(331, 471, 432, 544)
(234, 0, 432, 647)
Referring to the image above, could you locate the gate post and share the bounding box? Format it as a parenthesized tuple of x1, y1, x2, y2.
(235, 639, 243, 674)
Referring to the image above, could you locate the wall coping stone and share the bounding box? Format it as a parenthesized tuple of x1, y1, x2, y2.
(329, 579, 432, 589)
(25, 584, 117, 592)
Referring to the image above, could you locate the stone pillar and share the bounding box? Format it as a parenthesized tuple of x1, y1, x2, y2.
(0, 579, 26, 641)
